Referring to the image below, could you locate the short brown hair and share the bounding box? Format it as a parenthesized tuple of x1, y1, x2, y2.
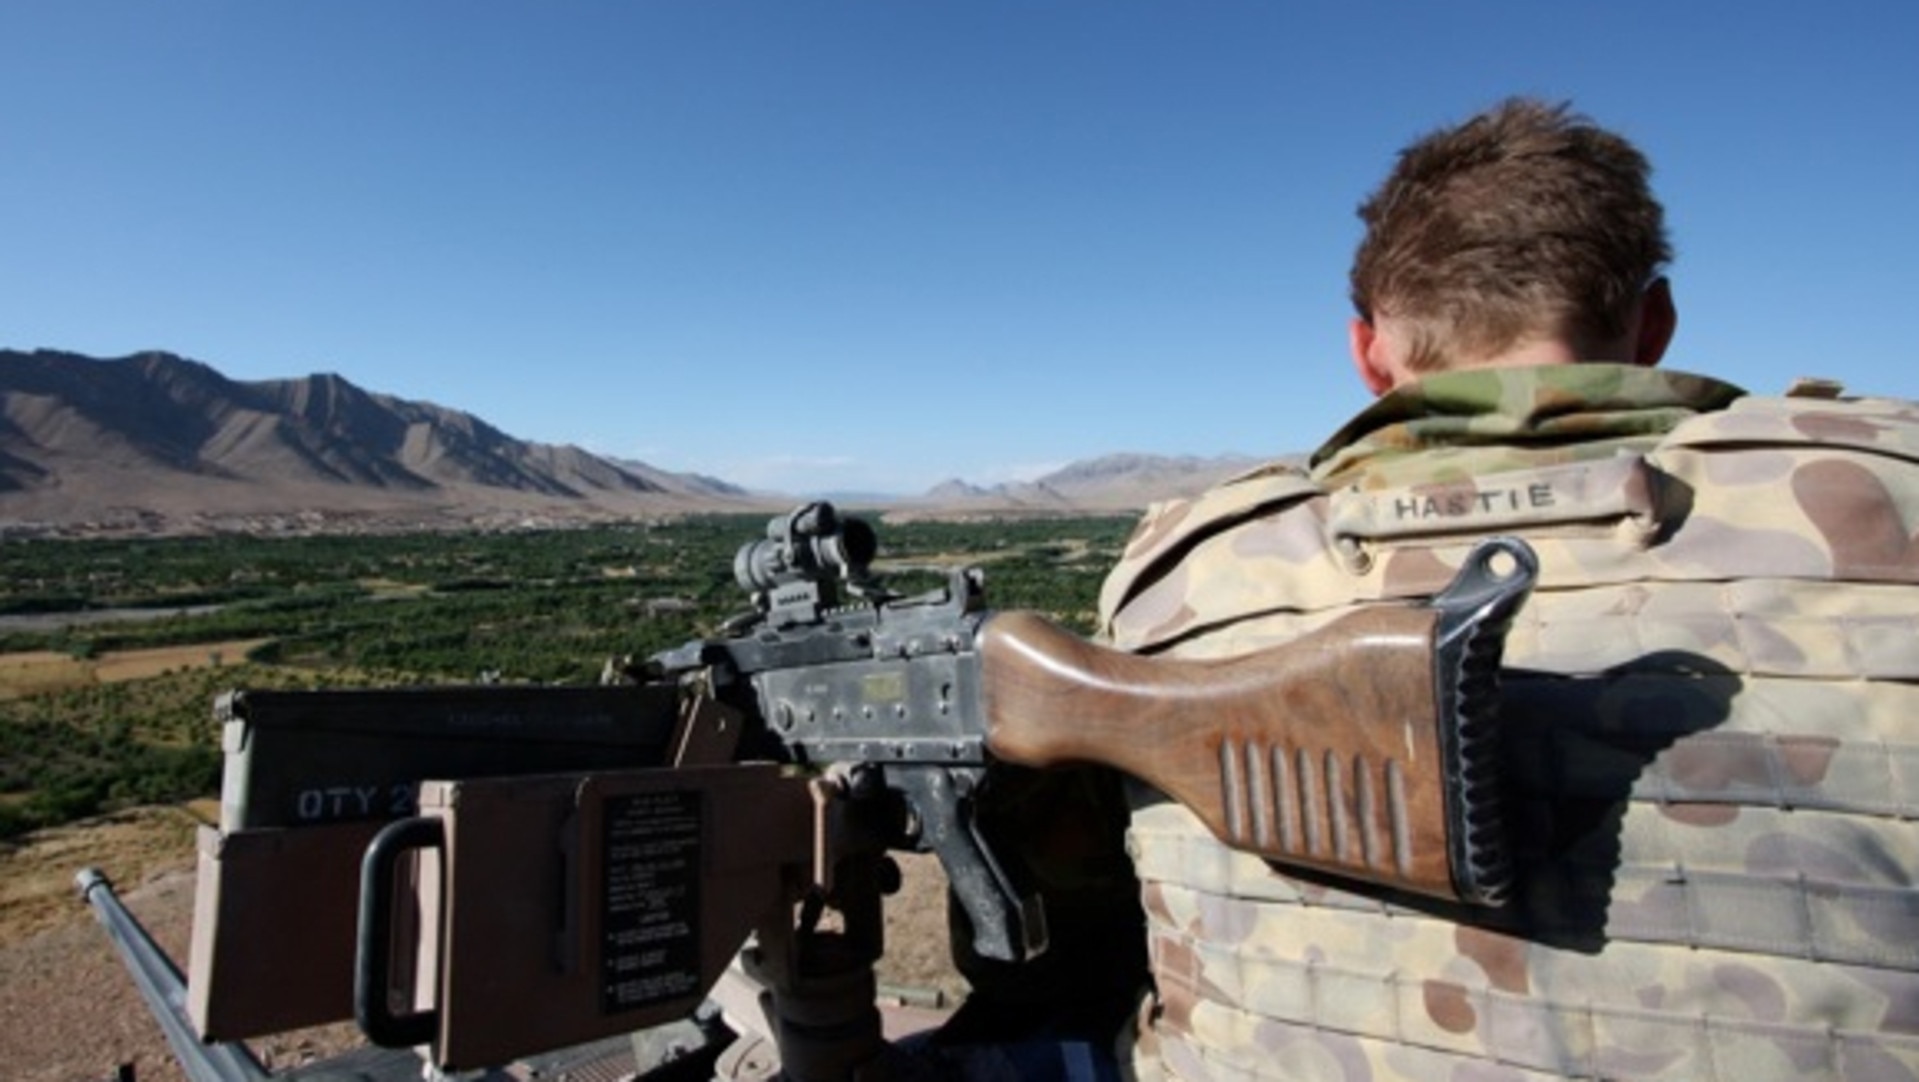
(1349, 98, 1671, 372)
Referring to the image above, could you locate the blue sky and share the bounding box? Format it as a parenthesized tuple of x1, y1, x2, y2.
(4, 3, 1916, 496)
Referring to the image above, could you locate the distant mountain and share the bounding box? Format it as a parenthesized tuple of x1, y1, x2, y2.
(908, 452, 1281, 513)
(608, 458, 751, 500)
(924, 479, 998, 503)
(0, 349, 1296, 537)
(0, 349, 767, 536)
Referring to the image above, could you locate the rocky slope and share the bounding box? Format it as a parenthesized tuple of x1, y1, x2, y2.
(1, 349, 1282, 535)
(0, 349, 761, 535)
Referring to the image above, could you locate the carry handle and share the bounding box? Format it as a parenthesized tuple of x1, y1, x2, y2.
(355, 816, 444, 1049)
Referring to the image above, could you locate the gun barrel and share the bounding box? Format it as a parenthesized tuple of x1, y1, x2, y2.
(75, 867, 269, 1082)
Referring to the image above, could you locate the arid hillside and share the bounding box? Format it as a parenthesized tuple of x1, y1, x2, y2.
(2, 349, 1278, 536)
(0, 349, 768, 536)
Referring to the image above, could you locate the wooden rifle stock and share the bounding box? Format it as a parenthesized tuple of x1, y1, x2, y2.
(979, 538, 1535, 905)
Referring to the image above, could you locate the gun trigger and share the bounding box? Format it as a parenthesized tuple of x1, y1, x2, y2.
(888, 768, 1048, 964)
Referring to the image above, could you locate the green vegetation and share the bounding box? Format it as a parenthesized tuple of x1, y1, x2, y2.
(0, 513, 1137, 839)
(0, 664, 323, 840)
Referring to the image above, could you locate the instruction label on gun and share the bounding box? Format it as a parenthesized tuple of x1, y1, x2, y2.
(600, 790, 703, 1013)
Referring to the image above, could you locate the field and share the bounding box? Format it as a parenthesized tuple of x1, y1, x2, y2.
(0, 511, 1135, 1079)
(0, 639, 272, 698)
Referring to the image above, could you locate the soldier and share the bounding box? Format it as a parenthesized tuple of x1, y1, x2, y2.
(1099, 98, 1919, 1080)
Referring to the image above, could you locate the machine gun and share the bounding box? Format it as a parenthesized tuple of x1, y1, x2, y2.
(93, 502, 1536, 1080)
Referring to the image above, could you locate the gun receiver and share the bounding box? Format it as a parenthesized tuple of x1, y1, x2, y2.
(650, 504, 1533, 957)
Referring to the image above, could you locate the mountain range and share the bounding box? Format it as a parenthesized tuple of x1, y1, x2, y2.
(0, 349, 1275, 536)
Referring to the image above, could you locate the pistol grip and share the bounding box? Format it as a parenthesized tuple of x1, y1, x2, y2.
(887, 766, 1047, 964)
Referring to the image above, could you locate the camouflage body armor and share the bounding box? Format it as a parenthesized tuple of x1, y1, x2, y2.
(1099, 366, 1919, 1081)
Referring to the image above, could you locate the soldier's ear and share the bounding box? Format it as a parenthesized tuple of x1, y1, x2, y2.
(1349, 318, 1397, 395)
(1632, 277, 1677, 367)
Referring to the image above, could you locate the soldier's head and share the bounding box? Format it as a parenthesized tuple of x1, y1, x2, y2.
(1347, 97, 1677, 393)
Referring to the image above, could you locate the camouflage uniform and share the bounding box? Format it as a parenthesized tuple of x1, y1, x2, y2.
(1098, 364, 1919, 1081)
